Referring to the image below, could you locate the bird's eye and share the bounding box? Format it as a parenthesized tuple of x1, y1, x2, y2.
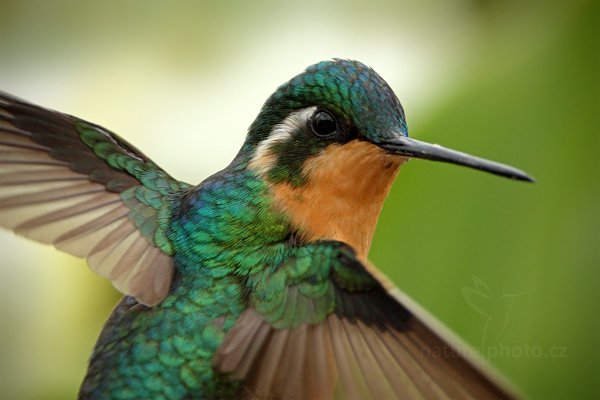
(311, 110, 338, 137)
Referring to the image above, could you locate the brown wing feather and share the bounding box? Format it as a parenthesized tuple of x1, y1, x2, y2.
(214, 268, 520, 400)
(0, 92, 179, 306)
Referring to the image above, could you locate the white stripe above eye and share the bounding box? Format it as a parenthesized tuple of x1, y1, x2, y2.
(249, 106, 316, 177)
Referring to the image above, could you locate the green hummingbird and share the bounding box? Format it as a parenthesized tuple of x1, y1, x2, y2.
(0, 59, 532, 399)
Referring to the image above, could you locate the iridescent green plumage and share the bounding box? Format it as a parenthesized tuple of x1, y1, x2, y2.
(249, 60, 408, 145)
(0, 59, 529, 399)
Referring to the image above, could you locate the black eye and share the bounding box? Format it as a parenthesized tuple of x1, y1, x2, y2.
(311, 110, 338, 137)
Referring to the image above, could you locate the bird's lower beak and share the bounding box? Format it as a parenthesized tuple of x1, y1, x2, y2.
(379, 136, 534, 182)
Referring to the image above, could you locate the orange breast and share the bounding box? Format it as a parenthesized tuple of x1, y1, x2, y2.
(269, 140, 405, 259)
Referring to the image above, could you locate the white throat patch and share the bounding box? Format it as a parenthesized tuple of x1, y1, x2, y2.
(248, 107, 317, 178)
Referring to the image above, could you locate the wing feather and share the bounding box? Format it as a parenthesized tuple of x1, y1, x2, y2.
(328, 314, 372, 399)
(304, 320, 336, 399)
(0, 92, 189, 305)
(254, 329, 289, 397)
(214, 247, 520, 400)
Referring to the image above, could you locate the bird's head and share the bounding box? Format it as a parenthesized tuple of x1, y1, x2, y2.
(245, 59, 532, 258)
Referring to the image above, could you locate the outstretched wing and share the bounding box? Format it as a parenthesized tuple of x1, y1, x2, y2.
(0, 92, 191, 306)
(214, 243, 518, 399)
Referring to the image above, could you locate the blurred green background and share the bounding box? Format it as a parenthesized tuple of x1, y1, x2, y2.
(0, 0, 597, 399)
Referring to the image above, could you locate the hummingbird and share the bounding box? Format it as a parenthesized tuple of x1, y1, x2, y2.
(0, 59, 532, 399)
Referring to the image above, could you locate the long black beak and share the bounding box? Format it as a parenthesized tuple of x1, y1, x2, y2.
(380, 136, 534, 182)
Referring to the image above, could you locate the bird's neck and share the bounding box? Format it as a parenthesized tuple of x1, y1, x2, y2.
(252, 140, 406, 259)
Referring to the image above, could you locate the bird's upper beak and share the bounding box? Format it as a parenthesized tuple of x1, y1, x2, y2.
(379, 135, 534, 182)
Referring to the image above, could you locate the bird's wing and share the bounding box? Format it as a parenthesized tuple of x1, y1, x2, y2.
(0, 92, 191, 306)
(213, 242, 519, 400)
